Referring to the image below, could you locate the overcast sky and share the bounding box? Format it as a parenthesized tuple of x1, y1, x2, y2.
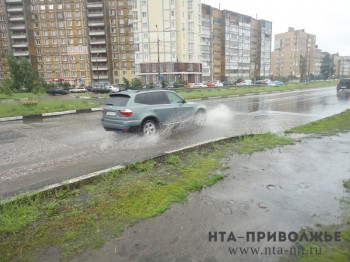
(202, 0, 350, 56)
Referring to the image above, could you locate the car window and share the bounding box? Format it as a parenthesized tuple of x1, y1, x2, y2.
(134, 92, 170, 105)
(340, 79, 350, 85)
(134, 93, 150, 104)
(151, 92, 170, 105)
(105, 94, 130, 106)
(166, 92, 184, 104)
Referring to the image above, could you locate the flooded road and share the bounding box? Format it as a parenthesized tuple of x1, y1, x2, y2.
(0, 86, 349, 198)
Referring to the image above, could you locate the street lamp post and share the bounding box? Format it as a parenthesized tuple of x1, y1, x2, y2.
(155, 25, 161, 88)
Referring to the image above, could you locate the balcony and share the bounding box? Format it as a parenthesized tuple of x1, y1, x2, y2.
(10, 25, 26, 30)
(89, 30, 105, 36)
(12, 42, 28, 48)
(88, 22, 105, 27)
(92, 57, 107, 62)
(90, 48, 107, 53)
(93, 75, 109, 80)
(13, 51, 29, 56)
(11, 34, 27, 39)
(7, 7, 23, 12)
(8, 16, 24, 21)
(92, 66, 108, 71)
(90, 39, 106, 45)
(87, 12, 103, 18)
(87, 3, 103, 8)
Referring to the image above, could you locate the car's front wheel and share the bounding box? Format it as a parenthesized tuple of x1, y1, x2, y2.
(141, 119, 158, 136)
(194, 110, 207, 126)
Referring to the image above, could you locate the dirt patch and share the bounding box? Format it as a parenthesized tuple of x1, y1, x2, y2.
(71, 133, 350, 262)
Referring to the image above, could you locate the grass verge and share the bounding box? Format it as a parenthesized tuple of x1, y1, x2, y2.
(0, 133, 293, 261)
(0, 92, 44, 100)
(178, 81, 337, 100)
(286, 110, 350, 135)
(0, 99, 99, 118)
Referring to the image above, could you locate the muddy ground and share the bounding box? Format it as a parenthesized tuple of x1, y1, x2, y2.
(63, 133, 350, 262)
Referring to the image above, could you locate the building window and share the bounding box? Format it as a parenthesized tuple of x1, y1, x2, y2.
(188, 0, 193, 9)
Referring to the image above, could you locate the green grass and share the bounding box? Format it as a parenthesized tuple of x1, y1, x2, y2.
(344, 180, 350, 191)
(0, 99, 99, 117)
(0, 92, 44, 100)
(177, 81, 337, 100)
(286, 110, 350, 135)
(0, 133, 293, 261)
(233, 132, 294, 154)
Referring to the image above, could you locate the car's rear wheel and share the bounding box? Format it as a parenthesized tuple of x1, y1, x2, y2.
(141, 119, 158, 136)
(195, 110, 207, 126)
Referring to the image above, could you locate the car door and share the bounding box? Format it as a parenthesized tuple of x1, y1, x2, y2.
(165, 91, 196, 123)
(146, 92, 174, 124)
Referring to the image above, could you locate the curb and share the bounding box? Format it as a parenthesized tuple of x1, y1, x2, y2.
(0, 108, 102, 122)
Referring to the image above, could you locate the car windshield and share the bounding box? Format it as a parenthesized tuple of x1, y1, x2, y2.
(340, 79, 350, 85)
(105, 94, 130, 106)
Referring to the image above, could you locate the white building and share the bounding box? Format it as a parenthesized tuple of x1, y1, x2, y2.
(133, 0, 202, 84)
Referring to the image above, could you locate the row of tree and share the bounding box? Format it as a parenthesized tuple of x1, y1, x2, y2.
(299, 53, 335, 82)
(0, 51, 338, 95)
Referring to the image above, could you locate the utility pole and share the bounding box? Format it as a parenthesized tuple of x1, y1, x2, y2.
(156, 24, 161, 89)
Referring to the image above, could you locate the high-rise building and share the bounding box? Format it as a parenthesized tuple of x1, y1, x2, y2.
(0, 0, 273, 86)
(0, 0, 135, 86)
(133, 0, 202, 84)
(200, 5, 272, 82)
(271, 27, 316, 79)
(333, 53, 350, 78)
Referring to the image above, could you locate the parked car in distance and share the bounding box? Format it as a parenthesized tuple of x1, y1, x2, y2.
(91, 86, 110, 94)
(108, 85, 120, 93)
(84, 85, 92, 92)
(193, 83, 207, 88)
(222, 80, 234, 86)
(91, 85, 119, 94)
(235, 80, 253, 86)
(70, 87, 87, 93)
(46, 89, 69, 95)
(184, 83, 195, 88)
(256, 79, 271, 85)
(101, 90, 207, 136)
(267, 81, 284, 87)
(215, 82, 223, 87)
(336, 78, 350, 93)
(206, 82, 216, 87)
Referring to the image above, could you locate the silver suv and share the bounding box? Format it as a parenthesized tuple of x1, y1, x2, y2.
(101, 90, 206, 136)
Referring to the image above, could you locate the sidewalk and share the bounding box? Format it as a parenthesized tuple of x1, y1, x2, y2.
(61, 133, 350, 262)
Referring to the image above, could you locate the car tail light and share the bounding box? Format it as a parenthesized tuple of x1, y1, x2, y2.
(118, 109, 133, 117)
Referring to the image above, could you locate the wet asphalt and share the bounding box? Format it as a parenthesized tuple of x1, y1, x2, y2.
(1, 86, 350, 261)
(0, 87, 349, 199)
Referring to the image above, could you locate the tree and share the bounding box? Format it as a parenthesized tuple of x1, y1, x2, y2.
(320, 53, 335, 80)
(299, 55, 307, 82)
(161, 79, 168, 88)
(122, 77, 131, 89)
(6, 51, 41, 92)
(131, 78, 142, 89)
